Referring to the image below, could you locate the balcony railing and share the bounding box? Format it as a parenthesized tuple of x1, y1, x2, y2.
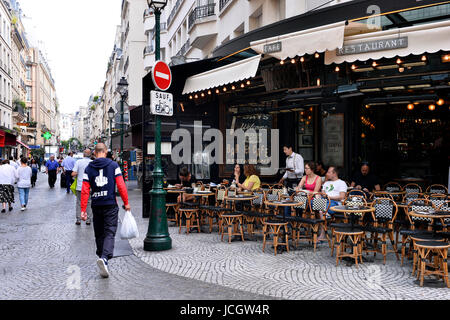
(167, 0, 184, 27)
(177, 38, 190, 57)
(219, 0, 233, 11)
(188, 3, 216, 29)
(144, 45, 154, 55)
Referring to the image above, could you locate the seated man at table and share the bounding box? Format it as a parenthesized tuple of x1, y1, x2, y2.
(315, 166, 347, 241)
(175, 167, 196, 203)
(350, 163, 380, 197)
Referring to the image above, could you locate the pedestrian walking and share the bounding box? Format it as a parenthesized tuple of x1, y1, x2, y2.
(45, 155, 60, 189)
(62, 152, 76, 194)
(80, 143, 130, 278)
(72, 149, 92, 225)
(0, 160, 17, 213)
(30, 159, 38, 187)
(17, 158, 32, 211)
(9, 157, 18, 170)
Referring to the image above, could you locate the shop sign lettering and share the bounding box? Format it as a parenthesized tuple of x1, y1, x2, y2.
(336, 37, 408, 56)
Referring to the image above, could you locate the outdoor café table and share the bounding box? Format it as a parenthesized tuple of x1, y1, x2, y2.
(408, 210, 450, 234)
(264, 199, 304, 251)
(330, 205, 375, 230)
(224, 195, 258, 211)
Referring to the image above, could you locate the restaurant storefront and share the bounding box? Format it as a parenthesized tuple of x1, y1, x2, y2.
(137, 0, 450, 190)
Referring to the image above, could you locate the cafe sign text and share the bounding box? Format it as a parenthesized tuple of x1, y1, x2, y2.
(336, 36, 408, 56)
(264, 42, 282, 54)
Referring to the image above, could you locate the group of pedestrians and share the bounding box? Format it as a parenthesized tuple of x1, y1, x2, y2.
(0, 157, 34, 212)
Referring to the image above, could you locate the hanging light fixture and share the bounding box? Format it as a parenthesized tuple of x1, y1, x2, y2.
(291, 59, 296, 64)
(351, 64, 357, 70)
(300, 57, 305, 63)
(396, 58, 402, 64)
(240, 83, 245, 88)
(437, 98, 444, 106)
(207, 90, 211, 95)
(428, 104, 436, 111)
(421, 55, 427, 62)
(215, 89, 220, 94)
(314, 53, 320, 58)
(201, 92, 205, 97)
(189, 95, 193, 100)
(372, 61, 377, 68)
(231, 85, 236, 90)
(335, 66, 340, 72)
(280, 60, 285, 65)
(407, 104, 414, 110)
(246, 80, 251, 85)
(223, 87, 227, 92)
(194, 94, 198, 99)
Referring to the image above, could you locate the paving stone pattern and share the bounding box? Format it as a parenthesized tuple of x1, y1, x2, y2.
(129, 185, 450, 300)
(0, 174, 269, 300)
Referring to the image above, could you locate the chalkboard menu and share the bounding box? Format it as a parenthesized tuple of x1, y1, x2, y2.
(224, 111, 273, 175)
(321, 113, 344, 167)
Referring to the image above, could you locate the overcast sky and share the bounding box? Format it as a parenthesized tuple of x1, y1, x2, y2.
(19, 0, 122, 114)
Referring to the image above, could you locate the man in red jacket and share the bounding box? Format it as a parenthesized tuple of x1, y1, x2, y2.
(81, 143, 130, 278)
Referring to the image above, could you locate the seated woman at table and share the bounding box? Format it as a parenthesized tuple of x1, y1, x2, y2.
(296, 162, 322, 193)
(175, 167, 196, 203)
(222, 164, 246, 186)
(236, 164, 260, 192)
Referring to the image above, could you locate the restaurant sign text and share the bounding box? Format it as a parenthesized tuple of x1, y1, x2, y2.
(264, 42, 282, 54)
(336, 36, 408, 56)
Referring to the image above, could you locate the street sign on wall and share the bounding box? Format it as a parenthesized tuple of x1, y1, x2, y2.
(150, 90, 173, 116)
(151, 60, 172, 91)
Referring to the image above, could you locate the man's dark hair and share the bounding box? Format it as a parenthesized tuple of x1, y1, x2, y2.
(8, 156, 13, 161)
(329, 166, 340, 177)
(21, 157, 28, 164)
(283, 144, 294, 150)
(179, 167, 190, 177)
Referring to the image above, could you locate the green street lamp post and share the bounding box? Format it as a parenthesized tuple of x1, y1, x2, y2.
(108, 107, 115, 152)
(116, 77, 128, 171)
(144, 0, 172, 252)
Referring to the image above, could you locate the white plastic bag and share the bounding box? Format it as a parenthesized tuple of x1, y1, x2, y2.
(120, 210, 139, 240)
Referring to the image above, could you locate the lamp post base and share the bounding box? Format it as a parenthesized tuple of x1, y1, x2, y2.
(143, 235, 172, 251)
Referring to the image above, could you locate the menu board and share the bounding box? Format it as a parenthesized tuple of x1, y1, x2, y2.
(224, 112, 273, 175)
(321, 114, 344, 167)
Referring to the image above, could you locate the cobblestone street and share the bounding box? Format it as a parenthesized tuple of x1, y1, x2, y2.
(0, 173, 269, 300)
(1, 174, 450, 300)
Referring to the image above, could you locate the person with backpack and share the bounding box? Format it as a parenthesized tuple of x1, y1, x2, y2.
(30, 159, 38, 188)
(80, 143, 130, 278)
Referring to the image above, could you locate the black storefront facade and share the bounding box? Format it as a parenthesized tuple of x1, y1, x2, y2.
(133, 0, 450, 216)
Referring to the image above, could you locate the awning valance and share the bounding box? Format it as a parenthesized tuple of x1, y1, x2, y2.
(250, 21, 347, 60)
(182, 55, 261, 95)
(17, 140, 30, 150)
(325, 20, 450, 65)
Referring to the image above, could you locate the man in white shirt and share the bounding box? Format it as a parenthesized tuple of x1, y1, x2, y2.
(278, 144, 304, 189)
(322, 166, 347, 212)
(317, 166, 347, 241)
(71, 149, 93, 225)
(9, 157, 18, 169)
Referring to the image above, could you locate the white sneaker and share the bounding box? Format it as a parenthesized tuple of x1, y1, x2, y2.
(96, 258, 109, 278)
(20, 207, 25, 211)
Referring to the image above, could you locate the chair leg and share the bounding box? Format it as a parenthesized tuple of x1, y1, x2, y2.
(443, 250, 449, 288)
(382, 233, 387, 265)
(389, 232, 400, 261)
(331, 229, 335, 257)
(262, 225, 267, 252)
(285, 226, 290, 253)
(401, 235, 406, 266)
(336, 234, 342, 267)
(419, 248, 426, 287)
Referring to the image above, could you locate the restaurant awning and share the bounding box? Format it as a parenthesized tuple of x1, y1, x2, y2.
(325, 19, 450, 65)
(17, 140, 30, 150)
(182, 54, 262, 95)
(250, 21, 347, 60)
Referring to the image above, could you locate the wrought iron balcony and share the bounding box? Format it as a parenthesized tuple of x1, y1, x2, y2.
(219, 0, 233, 11)
(144, 45, 154, 55)
(177, 38, 190, 57)
(188, 3, 216, 29)
(167, 0, 184, 27)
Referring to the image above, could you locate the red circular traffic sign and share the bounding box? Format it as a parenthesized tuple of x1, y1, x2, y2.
(151, 60, 172, 91)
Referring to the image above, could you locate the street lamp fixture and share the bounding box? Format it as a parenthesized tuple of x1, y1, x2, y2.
(144, 0, 172, 252)
(108, 107, 115, 152)
(147, 0, 167, 10)
(116, 77, 128, 171)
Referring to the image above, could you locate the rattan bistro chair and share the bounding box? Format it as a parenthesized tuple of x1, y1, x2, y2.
(404, 183, 422, 194)
(200, 186, 232, 233)
(383, 182, 403, 193)
(363, 198, 400, 264)
(426, 184, 448, 195)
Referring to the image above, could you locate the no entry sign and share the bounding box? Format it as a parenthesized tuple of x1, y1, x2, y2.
(151, 60, 172, 91)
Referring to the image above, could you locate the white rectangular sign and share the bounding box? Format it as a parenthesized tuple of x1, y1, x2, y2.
(150, 90, 173, 116)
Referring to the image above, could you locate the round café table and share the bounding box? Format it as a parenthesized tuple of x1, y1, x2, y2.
(264, 200, 304, 251)
(408, 210, 450, 234)
(224, 195, 258, 211)
(330, 205, 375, 229)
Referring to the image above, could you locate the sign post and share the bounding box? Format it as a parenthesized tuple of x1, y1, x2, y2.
(143, 57, 173, 251)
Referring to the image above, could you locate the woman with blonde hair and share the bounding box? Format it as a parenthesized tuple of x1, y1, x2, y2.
(236, 164, 261, 191)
